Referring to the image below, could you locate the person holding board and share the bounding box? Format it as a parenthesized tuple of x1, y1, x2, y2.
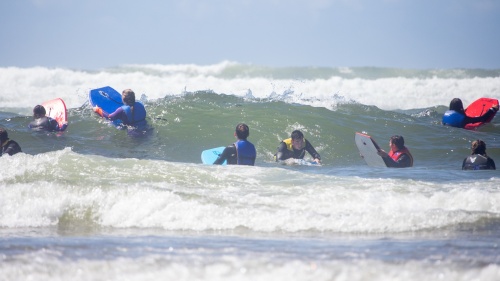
(213, 123, 257, 165)
(28, 105, 67, 132)
(442, 98, 498, 129)
(377, 135, 413, 168)
(274, 130, 321, 164)
(93, 89, 151, 137)
(462, 140, 495, 170)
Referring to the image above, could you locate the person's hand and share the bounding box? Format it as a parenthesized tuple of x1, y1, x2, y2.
(377, 149, 388, 158)
(93, 106, 103, 116)
(491, 104, 499, 112)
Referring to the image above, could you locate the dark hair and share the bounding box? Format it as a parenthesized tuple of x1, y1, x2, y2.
(390, 135, 405, 149)
(0, 127, 8, 143)
(33, 105, 46, 117)
(471, 139, 486, 155)
(235, 123, 249, 139)
(291, 130, 304, 140)
(449, 98, 465, 114)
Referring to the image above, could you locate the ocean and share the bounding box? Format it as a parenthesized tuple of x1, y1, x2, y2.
(1, 61, 499, 280)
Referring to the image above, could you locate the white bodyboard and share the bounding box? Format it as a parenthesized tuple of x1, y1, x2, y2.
(355, 133, 387, 167)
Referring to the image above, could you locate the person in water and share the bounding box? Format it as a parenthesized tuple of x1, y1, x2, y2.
(0, 127, 22, 156)
(442, 98, 498, 128)
(28, 105, 67, 131)
(275, 130, 321, 164)
(377, 135, 413, 168)
(93, 89, 151, 136)
(462, 139, 495, 170)
(214, 123, 257, 165)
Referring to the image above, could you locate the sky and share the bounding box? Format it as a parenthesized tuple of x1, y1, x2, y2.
(1, 0, 499, 70)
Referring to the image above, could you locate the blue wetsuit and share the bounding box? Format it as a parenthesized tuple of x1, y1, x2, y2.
(214, 139, 256, 166)
(103, 102, 151, 136)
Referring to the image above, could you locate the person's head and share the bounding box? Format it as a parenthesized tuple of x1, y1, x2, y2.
(291, 130, 305, 149)
(449, 98, 465, 113)
(0, 127, 8, 144)
(235, 123, 250, 140)
(122, 89, 136, 106)
(389, 135, 405, 150)
(33, 105, 46, 118)
(471, 139, 487, 155)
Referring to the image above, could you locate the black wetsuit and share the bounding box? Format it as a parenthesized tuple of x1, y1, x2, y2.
(29, 116, 66, 131)
(275, 139, 321, 161)
(1, 139, 22, 156)
(462, 154, 496, 170)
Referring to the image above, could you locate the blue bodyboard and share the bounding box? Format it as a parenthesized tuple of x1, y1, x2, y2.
(201, 147, 226, 165)
(89, 86, 124, 127)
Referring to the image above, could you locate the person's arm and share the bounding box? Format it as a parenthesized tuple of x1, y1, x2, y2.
(213, 145, 235, 165)
(275, 142, 289, 161)
(462, 158, 467, 170)
(48, 118, 67, 131)
(488, 158, 496, 170)
(463, 107, 498, 125)
(304, 140, 321, 163)
(382, 154, 412, 168)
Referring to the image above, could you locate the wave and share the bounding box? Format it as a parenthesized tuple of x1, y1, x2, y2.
(1, 62, 499, 111)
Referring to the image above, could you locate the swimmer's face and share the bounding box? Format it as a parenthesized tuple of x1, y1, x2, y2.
(292, 138, 304, 149)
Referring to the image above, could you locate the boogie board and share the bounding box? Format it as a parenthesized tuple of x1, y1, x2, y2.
(89, 86, 124, 127)
(464, 98, 498, 130)
(355, 132, 387, 167)
(201, 147, 226, 165)
(41, 98, 68, 128)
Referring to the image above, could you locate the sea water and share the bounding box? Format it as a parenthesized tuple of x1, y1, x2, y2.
(1, 62, 499, 280)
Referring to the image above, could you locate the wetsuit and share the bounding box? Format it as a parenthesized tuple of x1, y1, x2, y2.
(382, 147, 413, 168)
(214, 139, 256, 166)
(1, 139, 22, 156)
(275, 138, 321, 161)
(29, 116, 67, 131)
(462, 154, 496, 170)
(442, 108, 497, 128)
(102, 102, 151, 136)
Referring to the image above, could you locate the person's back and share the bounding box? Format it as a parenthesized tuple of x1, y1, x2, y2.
(234, 139, 256, 165)
(0, 128, 22, 156)
(462, 154, 495, 170)
(28, 105, 66, 132)
(462, 140, 495, 170)
(29, 116, 59, 131)
(214, 123, 256, 166)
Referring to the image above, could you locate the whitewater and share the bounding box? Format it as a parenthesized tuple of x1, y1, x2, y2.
(1, 62, 499, 281)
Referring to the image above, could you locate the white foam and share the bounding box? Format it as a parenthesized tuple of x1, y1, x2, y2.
(1, 63, 498, 111)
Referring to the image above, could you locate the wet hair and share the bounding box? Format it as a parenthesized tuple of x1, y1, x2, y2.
(390, 135, 405, 149)
(122, 89, 136, 106)
(471, 139, 487, 155)
(33, 105, 46, 117)
(449, 98, 465, 114)
(0, 127, 8, 143)
(235, 123, 249, 139)
(291, 130, 304, 140)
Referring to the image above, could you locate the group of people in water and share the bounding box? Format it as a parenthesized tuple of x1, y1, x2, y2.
(0, 91, 497, 170)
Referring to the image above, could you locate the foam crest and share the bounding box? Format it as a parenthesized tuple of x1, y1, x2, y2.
(1, 64, 498, 111)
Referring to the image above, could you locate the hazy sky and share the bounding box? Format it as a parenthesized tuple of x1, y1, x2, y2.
(1, 0, 499, 70)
